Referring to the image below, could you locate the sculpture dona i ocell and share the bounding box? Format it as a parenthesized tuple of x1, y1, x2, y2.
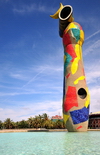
(50, 3, 90, 132)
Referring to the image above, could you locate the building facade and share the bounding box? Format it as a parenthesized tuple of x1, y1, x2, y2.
(88, 112, 100, 129)
(51, 115, 63, 122)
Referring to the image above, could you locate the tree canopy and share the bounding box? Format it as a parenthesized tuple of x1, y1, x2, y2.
(0, 113, 65, 129)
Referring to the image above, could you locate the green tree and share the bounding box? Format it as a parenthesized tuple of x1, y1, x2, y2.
(33, 115, 42, 129)
(53, 120, 65, 129)
(42, 113, 49, 121)
(18, 120, 28, 128)
(0, 120, 3, 129)
(42, 120, 54, 129)
(4, 118, 13, 129)
(13, 121, 19, 129)
(27, 117, 34, 128)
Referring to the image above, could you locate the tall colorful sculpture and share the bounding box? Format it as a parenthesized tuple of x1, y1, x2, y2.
(50, 3, 90, 132)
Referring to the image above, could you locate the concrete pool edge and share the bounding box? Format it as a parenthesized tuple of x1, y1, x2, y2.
(0, 128, 100, 133)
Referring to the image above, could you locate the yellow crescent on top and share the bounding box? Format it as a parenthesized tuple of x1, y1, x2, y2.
(50, 3, 64, 19)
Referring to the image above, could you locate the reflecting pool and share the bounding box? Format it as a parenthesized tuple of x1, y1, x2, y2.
(0, 131, 100, 155)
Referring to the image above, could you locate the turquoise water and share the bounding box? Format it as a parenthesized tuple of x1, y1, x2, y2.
(0, 131, 100, 155)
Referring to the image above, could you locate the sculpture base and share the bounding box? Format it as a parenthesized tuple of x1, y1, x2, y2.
(66, 119, 88, 132)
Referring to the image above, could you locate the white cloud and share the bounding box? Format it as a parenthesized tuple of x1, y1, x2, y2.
(84, 62, 100, 113)
(0, 100, 62, 121)
(10, 73, 27, 81)
(84, 40, 100, 56)
(9, 64, 63, 82)
(90, 87, 100, 99)
(13, 4, 36, 14)
(13, 3, 54, 14)
(0, 90, 54, 97)
(77, 16, 98, 29)
(86, 70, 100, 84)
(89, 86, 100, 113)
(85, 30, 100, 41)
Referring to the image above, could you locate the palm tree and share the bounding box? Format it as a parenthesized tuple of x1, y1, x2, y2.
(27, 117, 34, 128)
(54, 120, 65, 129)
(0, 120, 3, 129)
(4, 118, 13, 129)
(33, 115, 42, 129)
(18, 120, 28, 128)
(43, 120, 54, 129)
(42, 113, 49, 120)
(14, 121, 19, 129)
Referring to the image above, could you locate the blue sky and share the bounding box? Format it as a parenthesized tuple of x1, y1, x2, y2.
(0, 0, 100, 121)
